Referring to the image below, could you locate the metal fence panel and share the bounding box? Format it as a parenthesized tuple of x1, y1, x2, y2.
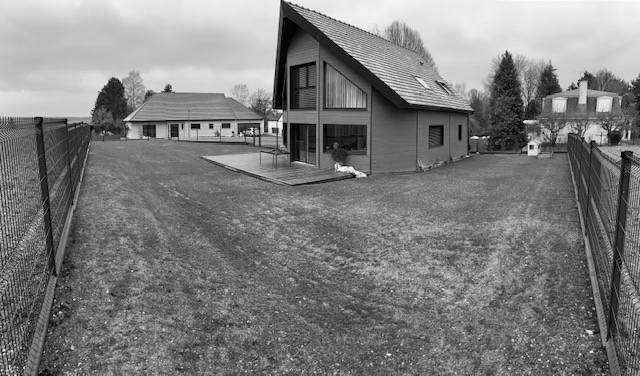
(568, 133, 640, 375)
(0, 117, 90, 375)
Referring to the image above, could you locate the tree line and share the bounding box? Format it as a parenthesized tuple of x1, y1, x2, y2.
(466, 52, 640, 149)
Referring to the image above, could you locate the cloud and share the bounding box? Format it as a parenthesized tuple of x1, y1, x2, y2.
(1, 0, 639, 116)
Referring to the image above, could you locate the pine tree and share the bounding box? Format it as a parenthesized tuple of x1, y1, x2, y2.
(92, 77, 128, 132)
(631, 73, 640, 127)
(537, 63, 562, 99)
(163, 84, 174, 93)
(488, 51, 526, 150)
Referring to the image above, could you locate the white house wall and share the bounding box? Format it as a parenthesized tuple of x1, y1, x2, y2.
(126, 120, 264, 140)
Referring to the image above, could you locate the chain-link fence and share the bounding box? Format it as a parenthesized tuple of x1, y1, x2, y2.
(568, 133, 640, 375)
(0, 117, 91, 375)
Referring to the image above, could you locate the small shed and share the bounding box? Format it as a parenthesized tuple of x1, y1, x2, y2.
(527, 139, 542, 157)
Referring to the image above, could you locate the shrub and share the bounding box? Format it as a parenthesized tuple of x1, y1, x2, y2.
(608, 131, 622, 145)
(331, 147, 348, 164)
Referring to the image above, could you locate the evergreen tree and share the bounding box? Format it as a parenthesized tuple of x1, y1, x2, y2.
(488, 51, 526, 150)
(163, 84, 174, 93)
(92, 77, 128, 132)
(144, 89, 155, 102)
(536, 63, 562, 99)
(524, 100, 540, 120)
(631, 73, 640, 127)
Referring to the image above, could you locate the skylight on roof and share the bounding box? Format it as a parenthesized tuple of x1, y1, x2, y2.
(414, 76, 431, 90)
(436, 80, 454, 96)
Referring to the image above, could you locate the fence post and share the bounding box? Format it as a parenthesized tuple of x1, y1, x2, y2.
(607, 151, 633, 340)
(64, 119, 75, 205)
(583, 141, 596, 231)
(35, 117, 57, 276)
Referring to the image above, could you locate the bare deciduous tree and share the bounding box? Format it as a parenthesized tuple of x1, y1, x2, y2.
(372, 21, 436, 69)
(570, 112, 591, 139)
(122, 71, 146, 111)
(538, 112, 567, 145)
(230, 84, 250, 107)
(248, 89, 275, 132)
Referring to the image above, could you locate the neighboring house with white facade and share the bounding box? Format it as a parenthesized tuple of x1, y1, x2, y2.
(267, 112, 284, 135)
(124, 93, 264, 140)
(539, 79, 624, 144)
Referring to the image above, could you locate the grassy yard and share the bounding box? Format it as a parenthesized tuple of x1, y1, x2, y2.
(39, 140, 607, 375)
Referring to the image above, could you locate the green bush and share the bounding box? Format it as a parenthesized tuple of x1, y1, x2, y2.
(608, 131, 622, 145)
(331, 147, 348, 164)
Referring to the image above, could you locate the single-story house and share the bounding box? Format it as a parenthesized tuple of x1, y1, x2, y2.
(539, 79, 624, 144)
(273, 1, 473, 174)
(123, 93, 264, 140)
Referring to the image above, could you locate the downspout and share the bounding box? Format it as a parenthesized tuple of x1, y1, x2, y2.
(416, 110, 419, 170)
(369, 89, 373, 174)
(317, 45, 321, 168)
(467, 114, 470, 155)
(448, 113, 452, 161)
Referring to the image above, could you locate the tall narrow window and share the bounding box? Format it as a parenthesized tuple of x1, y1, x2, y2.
(290, 63, 316, 109)
(325, 64, 367, 109)
(458, 124, 462, 141)
(429, 125, 444, 148)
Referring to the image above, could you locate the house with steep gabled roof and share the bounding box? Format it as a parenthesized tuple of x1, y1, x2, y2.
(123, 92, 263, 140)
(273, 1, 473, 174)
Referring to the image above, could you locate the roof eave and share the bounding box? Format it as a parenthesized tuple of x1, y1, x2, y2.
(403, 102, 474, 114)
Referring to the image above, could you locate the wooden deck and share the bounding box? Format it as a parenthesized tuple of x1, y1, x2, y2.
(201, 153, 355, 186)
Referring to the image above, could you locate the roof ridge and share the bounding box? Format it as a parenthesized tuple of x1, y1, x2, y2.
(285, 1, 430, 64)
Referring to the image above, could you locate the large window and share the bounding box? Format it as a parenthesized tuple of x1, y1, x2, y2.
(222, 123, 231, 129)
(429, 125, 444, 148)
(291, 63, 316, 109)
(324, 63, 366, 109)
(324, 124, 367, 154)
(191, 123, 200, 129)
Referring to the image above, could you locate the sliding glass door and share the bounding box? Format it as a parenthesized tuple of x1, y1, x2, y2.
(292, 124, 316, 165)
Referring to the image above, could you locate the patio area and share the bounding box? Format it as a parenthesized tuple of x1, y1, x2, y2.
(201, 152, 356, 186)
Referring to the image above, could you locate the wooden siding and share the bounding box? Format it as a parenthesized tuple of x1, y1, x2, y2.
(417, 112, 468, 166)
(371, 89, 418, 173)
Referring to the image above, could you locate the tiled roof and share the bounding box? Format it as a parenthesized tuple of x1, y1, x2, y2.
(124, 93, 262, 122)
(545, 88, 620, 99)
(274, 2, 473, 113)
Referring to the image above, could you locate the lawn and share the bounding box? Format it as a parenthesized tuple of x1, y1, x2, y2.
(38, 140, 608, 375)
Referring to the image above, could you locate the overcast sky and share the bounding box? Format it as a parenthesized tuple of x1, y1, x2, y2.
(1, 0, 639, 117)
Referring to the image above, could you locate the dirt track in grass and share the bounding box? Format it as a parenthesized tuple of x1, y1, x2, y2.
(39, 140, 608, 375)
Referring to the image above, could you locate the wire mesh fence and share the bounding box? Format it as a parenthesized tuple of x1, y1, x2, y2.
(0, 117, 90, 375)
(568, 133, 640, 375)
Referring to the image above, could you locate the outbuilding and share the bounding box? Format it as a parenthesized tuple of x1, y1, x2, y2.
(527, 139, 542, 157)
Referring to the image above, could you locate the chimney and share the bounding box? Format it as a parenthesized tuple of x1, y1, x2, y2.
(578, 79, 588, 105)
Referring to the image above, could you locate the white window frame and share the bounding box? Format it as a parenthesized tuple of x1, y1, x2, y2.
(414, 76, 431, 90)
(552, 97, 567, 113)
(596, 96, 613, 113)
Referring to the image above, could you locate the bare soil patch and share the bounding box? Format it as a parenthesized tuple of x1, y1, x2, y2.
(39, 142, 607, 374)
